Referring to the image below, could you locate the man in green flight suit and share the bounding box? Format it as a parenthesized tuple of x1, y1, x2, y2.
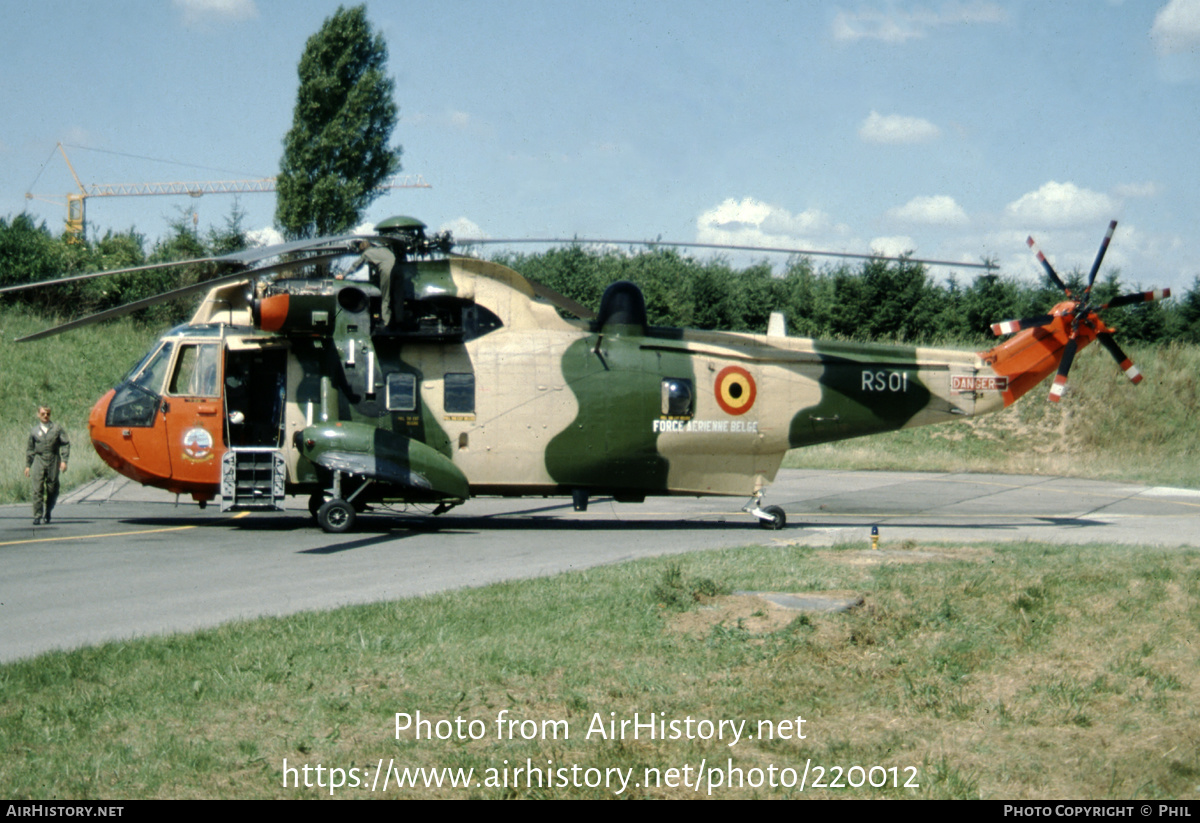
(25, 405, 69, 525)
(352, 239, 400, 329)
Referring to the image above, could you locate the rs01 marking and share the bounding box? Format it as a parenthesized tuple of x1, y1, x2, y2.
(861, 370, 910, 392)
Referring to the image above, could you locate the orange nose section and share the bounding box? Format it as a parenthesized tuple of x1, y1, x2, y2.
(87, 388, 169, 488)
(88, 389, 126, 471)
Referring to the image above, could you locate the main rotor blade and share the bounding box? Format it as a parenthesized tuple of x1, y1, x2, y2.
(991, 314, 1056, 336)
(527, 281, 597, 320)
(15, 250, 348, 343)
(1048, 337, 1078, 403)
(0, 256, 227, 295)
(1084, 220, 1117, 294)
(1100, 287, 1171, 310)
(1027, 235, 1071, 295)
(1096, 332, 1143, 384)
(219, 233, 365, 265)
(0, 234, 364, 297)
(460, 237, 997, 271)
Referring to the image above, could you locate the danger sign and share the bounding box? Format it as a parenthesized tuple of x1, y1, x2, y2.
(951, 375, 1008, 393)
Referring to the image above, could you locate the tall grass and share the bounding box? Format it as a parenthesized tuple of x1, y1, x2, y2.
(0, 307, 160, 504)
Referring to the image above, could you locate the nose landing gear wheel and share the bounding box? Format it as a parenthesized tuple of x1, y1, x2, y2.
(758, 505, 786, 530)
(317, 498, 356, 533)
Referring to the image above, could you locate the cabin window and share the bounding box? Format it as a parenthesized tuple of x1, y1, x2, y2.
(386, 373, 418, 412)
(662, 378, 694, 417)
(444, 373, 475, 414)
(168, 344, 221, 397)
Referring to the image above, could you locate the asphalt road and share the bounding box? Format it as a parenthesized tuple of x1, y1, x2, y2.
(2, 469, 1198, 662)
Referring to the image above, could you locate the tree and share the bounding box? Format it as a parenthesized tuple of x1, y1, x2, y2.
(276, 5, 401, 239)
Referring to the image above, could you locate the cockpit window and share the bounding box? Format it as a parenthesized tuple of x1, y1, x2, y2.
(168, 344, 221, 397)
(107, 383, 160, 428)
(127, 342, 176, 395)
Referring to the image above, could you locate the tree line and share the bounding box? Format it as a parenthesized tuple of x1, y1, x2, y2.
(0, 211, 249, 327)
(4, 213, 1199, 347)
(496, 244, 1200, 346)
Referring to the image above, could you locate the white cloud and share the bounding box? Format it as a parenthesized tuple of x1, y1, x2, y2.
(246, 226, 284, 247)
(887, 195, 969, 226)
(859, 111, 941, 144)
(439, 217, 485, 239)
(174, 0, 258, 25)
(1151, 0, 1200, 54)
(1003, 181, 1118, 228)
(832, 2, 1006, 43)
(696, 197, 845, 248)
(870, 236, 917, 257)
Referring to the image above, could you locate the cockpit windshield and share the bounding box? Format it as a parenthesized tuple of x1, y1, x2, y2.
(107, 342, 177, 428)
(125, 342, 176, 394)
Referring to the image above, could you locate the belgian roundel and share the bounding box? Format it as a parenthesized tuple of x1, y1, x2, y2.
(714, 366, 756, 415)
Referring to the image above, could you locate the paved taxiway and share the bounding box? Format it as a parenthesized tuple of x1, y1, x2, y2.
(2, 469, 1197, 662)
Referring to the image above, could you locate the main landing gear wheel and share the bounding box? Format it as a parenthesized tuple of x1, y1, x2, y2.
(758, 505, 786, 530)
(309, 492, 367, 521)
(317, 498, 356, 534)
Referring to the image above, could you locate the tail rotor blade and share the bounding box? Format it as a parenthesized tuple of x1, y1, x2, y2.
(1048, 337, 1078, 402)
(1027, 234, 1071, 295)
(1096, 332, 1143, 384)
(1085, 220, 1117, 294)
(990, 314, 1055, 336)
(1100, 287, 1171, 310)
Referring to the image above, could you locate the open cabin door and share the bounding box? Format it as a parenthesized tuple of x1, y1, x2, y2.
(219, 338, 289, 512)
(223, 340, 288, 448)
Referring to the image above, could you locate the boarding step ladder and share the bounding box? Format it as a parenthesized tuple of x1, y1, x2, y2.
(220, 447, 287, 512)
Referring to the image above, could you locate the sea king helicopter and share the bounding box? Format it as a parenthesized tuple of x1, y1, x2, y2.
(4, 217, 1169, 532)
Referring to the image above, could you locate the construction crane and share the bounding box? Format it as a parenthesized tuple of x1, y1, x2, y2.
(25, 143, 431, 237)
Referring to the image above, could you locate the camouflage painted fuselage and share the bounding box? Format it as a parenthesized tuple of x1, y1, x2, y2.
(92, 254, 1047, 508)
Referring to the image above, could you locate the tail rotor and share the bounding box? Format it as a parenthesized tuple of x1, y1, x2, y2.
(989, 221, 1170, 401)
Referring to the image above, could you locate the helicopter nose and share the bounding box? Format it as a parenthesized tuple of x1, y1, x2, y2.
(88, 389, 129, 472)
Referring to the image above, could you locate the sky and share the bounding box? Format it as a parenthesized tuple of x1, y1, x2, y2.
(3, 0, 1199, 295)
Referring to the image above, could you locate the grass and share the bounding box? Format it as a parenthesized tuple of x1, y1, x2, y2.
(2, 540, 1198, 799)
(0, 307, 160, 505)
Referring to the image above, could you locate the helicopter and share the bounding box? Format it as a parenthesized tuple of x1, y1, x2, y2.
(4, 217, 1169, 533)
